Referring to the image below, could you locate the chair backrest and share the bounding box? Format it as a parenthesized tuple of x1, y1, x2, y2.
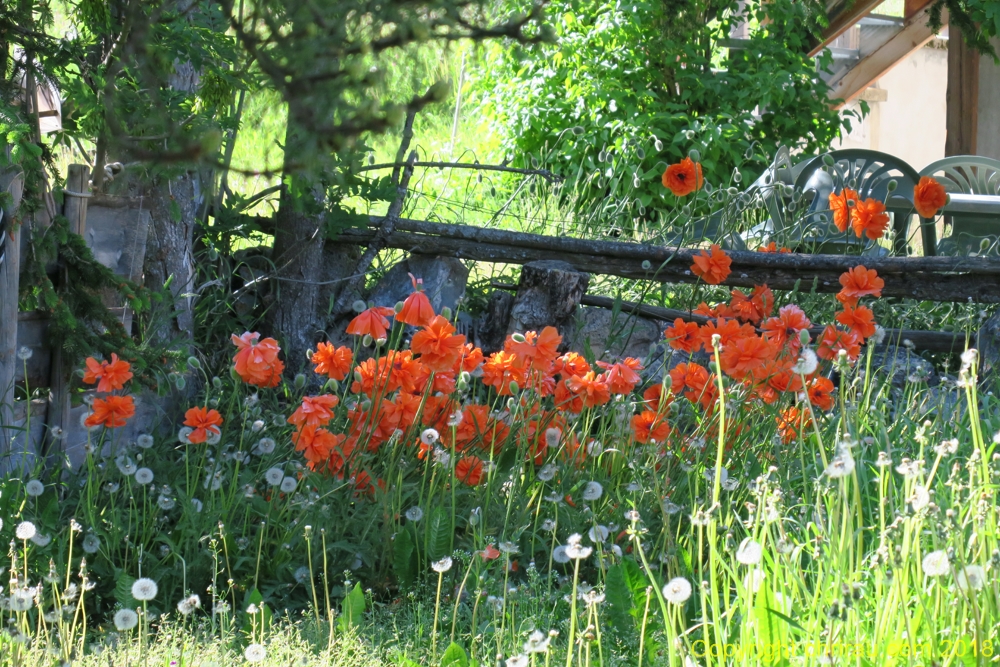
(920, 156, 1000, 255)
(919, 156, 1000, 195)
(787, 149, 920, 252)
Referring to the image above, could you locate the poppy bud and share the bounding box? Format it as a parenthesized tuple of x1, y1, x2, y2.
(212, 377, 222, 389)
(354, 369, 363, 382)
(294, 374, 306, 389)
(661, 376, 672, 390)
(511, 333, 526, 343)
(799, 329, 811, 346)
(324, 379, 339, 392)
(460, 371, 471, 383)
(732, 168, 742, 184)
(187, 356, 201, 370)
(394, 301, 404, 313)
(352, 300, 367, 313)
(822, 154, 835, 166)
(688, 149, 700, 163)
(506, 397, 516, 410)
(362, 334, 373, 347)
(633, 174, 640, 189)
(654, 139, 663, 152)
(457, 379, 469, 391)
(441, 307, 452, 320)
(636, 148, 646, 160)
(572, 126, 585, 136)
(641, 260, 651, 270)
(174, 375, 187, 390)
(887, 179, 898, 192)
(508, 381, 519, 395)
(230, 367, 240, 382)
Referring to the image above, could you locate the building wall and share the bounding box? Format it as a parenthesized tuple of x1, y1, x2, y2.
(833, 39, 948, 171)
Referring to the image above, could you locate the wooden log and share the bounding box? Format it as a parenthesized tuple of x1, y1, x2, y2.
(508, 260, 590, 338)
(384, 218, 1000, 275)
(335, 227, 1000, 303)
(43, 164, 90, 462)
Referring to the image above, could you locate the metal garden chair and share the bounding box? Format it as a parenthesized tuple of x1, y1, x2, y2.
(918, 156, 1000, 256)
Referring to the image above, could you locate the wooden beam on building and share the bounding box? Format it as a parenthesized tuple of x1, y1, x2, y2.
(809, 0, 884, 57)
(946, 23, 980, 156)
(827, 5, 940, 108)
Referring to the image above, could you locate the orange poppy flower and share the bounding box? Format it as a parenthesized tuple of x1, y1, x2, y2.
(555, 351, 592, 377)
(482, 351, 528, 396)
(690, 244, 732, 285)
(837, 266, 884, 307)
(554, 380, 584, 413)
(776, 406, 811, 444)
(807, 376, 836, 411)
(411, 315, 467, 372)
(720, 335, 775, 380)
(816, 325, 861, 361)
(642, 383, 673, 413)
(231, 332, 284, 387)
(183, 406, 224, 444)
(835, 305, 876, 340)
(758, 242, 791, 253)
(698, 318, 753, 351)
(828, 188, 859, 233)
(507, 327, 562, 371)
(479, 544, 501, 561)
(662, 157, 704, 196)
(84, 395, 135, 428)
(850, 197, 890, 240)
(460, 343, 485, 373)
(913, 176, 947, 218)
(455, 455, 484, 486)
(288, 394, 340, 428)
(761, 304, 812, 352)
(596, 358, 643, 395)
(631, 410, 670, 444)
(346, 306, 396, 340)
(82, 353, 133, 393)
(311, 342, 353, 381)
(566, 372, 611, 408)
(664, 318, 702, 353)
(397, 274, 436, 327)
(293, 425, 343, 468)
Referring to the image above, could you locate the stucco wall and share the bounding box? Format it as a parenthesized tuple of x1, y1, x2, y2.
(833, 40, 948, 171)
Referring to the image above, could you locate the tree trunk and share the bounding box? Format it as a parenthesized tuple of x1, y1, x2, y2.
(0, 168, 25, 453)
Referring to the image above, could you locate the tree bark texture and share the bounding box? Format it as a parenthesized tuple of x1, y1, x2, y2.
(0, 168, 25, 452)
(508, 260, 590, 338)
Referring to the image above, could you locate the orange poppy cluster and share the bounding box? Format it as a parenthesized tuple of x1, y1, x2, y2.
(82, 353, 136, 429)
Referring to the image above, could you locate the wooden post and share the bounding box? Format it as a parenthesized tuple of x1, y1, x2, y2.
(42, 165, 90, 461)
(0, 168, 25, 460)
(945, 23, 979, 156)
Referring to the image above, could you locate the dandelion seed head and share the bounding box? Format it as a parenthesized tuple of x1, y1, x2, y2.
(134, 468, 154, 485)
(735, 538, 763, 565)
(662, 577, 692, 604)
(265, 468, 284, 486)
(405, 506, 424, 522)
(131, 578, 158, 601)
(244, 643, 266, 663)
(582, 481, 603, 501)
(537, 464, 557, 482)
(136, 434, 154, 449)
(431, 557, 453, 573)
(82, 534, 100, 554)
(15, 521, 36, 541)
(113, 609, 138, 630)
(280, 477, 297, 493)
(957, 565, 986, 591)
(922, 550, 950, 577)
(24, 480, 44, 497)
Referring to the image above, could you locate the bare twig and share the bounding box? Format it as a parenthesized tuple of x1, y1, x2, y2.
(360, 160, 563, 183)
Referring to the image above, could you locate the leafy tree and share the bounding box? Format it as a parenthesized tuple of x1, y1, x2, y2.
(478, 0, 847, 218)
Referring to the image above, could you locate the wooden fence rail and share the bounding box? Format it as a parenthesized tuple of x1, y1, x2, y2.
(333, 218, 1000, 304)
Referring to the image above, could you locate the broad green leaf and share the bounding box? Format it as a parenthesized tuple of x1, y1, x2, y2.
(427, 506, 451, 560)
(394, 527, 416, 590)
(337, 582, 366, 632)
(440, 642, 470, 667)
(604, 563, 635, 636)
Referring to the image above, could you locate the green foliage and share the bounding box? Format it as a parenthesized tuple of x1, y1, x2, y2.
(480, 0, 846, 215)
(337, 582, 366, 632)
(440, 642, 470, 667)
(930, 0, 1000, 59)
(427, 506, 452, 560)
(393, 526, 417, 590)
